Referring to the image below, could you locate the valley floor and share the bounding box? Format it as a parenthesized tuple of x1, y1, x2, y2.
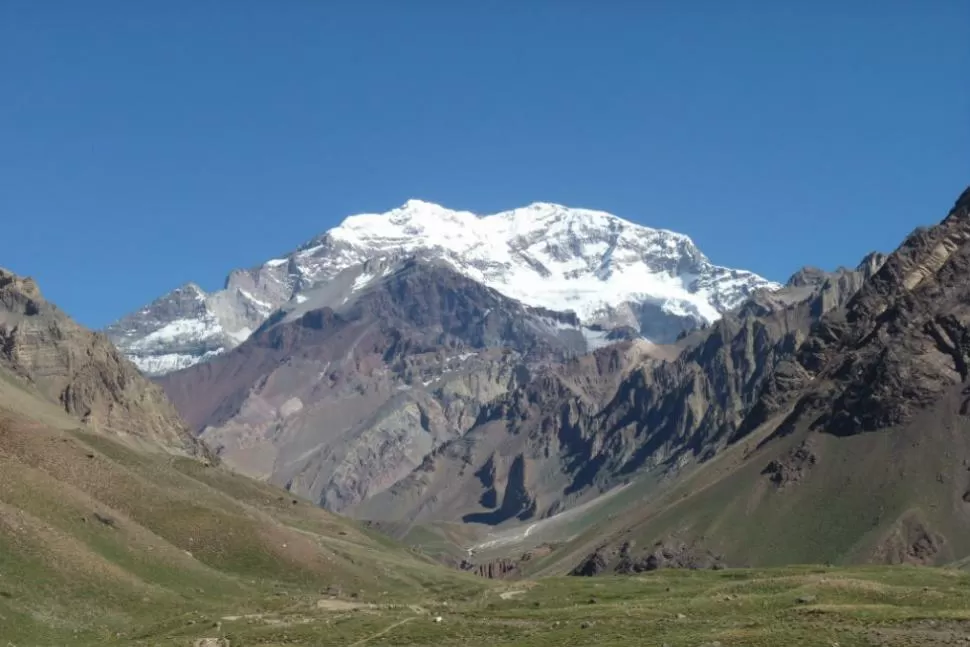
(27, 566, 970, 647)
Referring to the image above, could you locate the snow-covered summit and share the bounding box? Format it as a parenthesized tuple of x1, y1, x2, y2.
(306, 200, 774, 327)
(106, 200, 780, 374)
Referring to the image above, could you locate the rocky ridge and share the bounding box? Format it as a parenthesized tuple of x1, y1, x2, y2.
(737, 187, 970, 443)
(0, 267, 204, 456)
(157, 258, 606, 510)
(354, 253, 882, 527)
(547, 186, 970, 574)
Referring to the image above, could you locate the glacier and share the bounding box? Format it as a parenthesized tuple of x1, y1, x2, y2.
(106, 200, 780, 374)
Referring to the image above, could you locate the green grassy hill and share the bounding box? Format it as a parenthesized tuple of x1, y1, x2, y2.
(0, 367, 490, 646)
(518, 391, 970, 580)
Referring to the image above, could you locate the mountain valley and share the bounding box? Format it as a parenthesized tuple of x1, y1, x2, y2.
(107, 201, 785, 531)
(140, 187, 970, 577)
(5, 187, 970, 646)
(480, 186, 970, 577)
(0, 264, 490, 645)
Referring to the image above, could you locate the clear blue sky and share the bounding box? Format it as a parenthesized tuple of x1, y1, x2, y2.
(2, 2, 968, 328)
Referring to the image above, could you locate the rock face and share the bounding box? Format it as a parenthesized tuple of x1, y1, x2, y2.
(458, 544, 555, 579)
(582, 251, 886, 477)
(102, 283, 243, 375)
(737, 187, 970, 445)
(460, 557, 521, 579)
(355, 256, 880, 526)
(0, 267, 203, 456)
(572, 539, 725, 576)
(107, 200, 779, 374)
(354, 338, 667, 524)
(530, 187, 970, 573)
(157, 258, 603, 510)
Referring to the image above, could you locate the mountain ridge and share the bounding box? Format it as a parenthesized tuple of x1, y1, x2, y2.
(0, 269, 485, 646)
(0, 267, 205, 457)
(353, 248, 884, 530)
(484, 186, 970, 576)
(107, 200, 779, 374)
(156, 256, 615, 511)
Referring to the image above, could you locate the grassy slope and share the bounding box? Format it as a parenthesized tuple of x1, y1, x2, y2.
(7, 360, 970, 645)
(70, 566, 970, 646)
(0, 370, 489, 646)
(6, 374, 970, 646)
(522, 383, 970, 578)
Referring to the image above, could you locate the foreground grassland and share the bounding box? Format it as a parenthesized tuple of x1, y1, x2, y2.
(4, 392, 970, 646)
(9, 566, 970, 646)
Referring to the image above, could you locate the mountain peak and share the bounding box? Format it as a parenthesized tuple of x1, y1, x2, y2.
(177, 282, 207, 297)
(953, 185, 970, 212)
(856, 251, 887, 278)
(399, 198, 448, 211)
(107, 201, 779, 374)
(0, 266, 44, 303)
(0, 268, 203, 455)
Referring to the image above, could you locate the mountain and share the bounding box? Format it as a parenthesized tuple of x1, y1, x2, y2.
(506, 186, 970, 575)
(157, 257, 620, 511)
(354, 250, 884, 530)
(107, 200, 779, 375)
(0, 267, 203, 456)
(0, 267, 479, 645)
(353, 338, 672, 527)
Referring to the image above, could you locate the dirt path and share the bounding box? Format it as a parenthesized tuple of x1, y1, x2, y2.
(346, 617, 415, 646)
(316, 599, 373, 611)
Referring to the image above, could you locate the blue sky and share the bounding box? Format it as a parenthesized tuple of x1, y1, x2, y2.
(2, 2, 968, 328)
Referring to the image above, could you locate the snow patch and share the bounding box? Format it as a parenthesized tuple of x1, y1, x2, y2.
(351, 272, 375, 291)
(131, 317, 223, 350)
(130, 349, 224, 375)
(318, 201, 778, 329)
(581, 328, 613, 351)
(298, 244, 324, 257)
(226, 327, 253, 344)
(238, 288, 273, 311)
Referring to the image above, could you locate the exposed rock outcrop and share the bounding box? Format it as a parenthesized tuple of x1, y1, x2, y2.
(761, 439, 817, 489)
(873, 513, 947, 565)
(460, 557, 521, 579)
(362, 256, 880, 527)
(540, 187, 970, 574)
(739, 187, 970, 444)
(571, 538, 725, 576)
(0, 267, 204, 456)
(158, 259, 597, 511)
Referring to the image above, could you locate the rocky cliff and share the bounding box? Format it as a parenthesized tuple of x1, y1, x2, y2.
(0, 267, 203, 456)
(157, 258, 603, 510)
(535, 187, 970, 574)
(355, 255, 881, 527)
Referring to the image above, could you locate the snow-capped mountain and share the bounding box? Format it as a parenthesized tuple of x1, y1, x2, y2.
(106, 200, 780, 374)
